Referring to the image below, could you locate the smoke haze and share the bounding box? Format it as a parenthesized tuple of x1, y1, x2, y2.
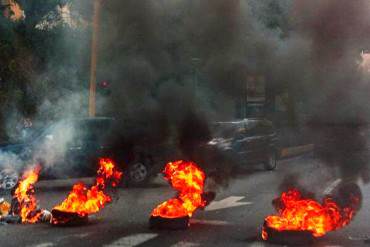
(1, 0, 370, 187)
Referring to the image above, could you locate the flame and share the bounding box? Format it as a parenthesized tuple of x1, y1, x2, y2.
(2, 0, 25, 21)
(13, 166, 42, 223)
(151, 160, 206, 218)
(360, 51, 370, 73)
(52, 158, 122, 217)
(262, 189, 358, 240)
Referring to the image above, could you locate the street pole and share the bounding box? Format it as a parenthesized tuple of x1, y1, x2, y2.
(88, 0, 101, 117)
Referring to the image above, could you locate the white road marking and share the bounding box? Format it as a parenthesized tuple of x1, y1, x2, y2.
(348, 234, 370, 241)
(324, 179, 342, 195)
(75, 233, 90, 238)
(247, 243, 266, 247)
(28, 243, 55, 247)
(171, 241, 200, 247)
(58, 233, 90, 241)
(190, 219, 232, 226)
(104, 233, 158, 247)
(205, 196, 253, 211)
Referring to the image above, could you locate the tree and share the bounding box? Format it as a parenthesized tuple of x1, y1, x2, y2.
(0, 0, 90, 139)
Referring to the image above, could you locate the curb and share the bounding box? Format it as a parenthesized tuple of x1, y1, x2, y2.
(280, 144, 314, 159)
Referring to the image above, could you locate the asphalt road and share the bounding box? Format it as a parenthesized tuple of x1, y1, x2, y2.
(1, 155, 370, 247)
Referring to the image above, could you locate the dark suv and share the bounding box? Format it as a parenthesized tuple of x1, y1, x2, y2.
(204, 118, 278, 170)
(0, 117, 156, 190)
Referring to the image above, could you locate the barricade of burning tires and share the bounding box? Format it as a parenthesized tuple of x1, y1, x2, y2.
(149, 160, 215, 230)
(0, 157, 363, 246)
(0, 159, 214, 228)
(261, 185, 361, 245)
(0, 158, 122, 226)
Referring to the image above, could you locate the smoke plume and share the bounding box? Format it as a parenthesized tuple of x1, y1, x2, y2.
(2, 0, 370, 188)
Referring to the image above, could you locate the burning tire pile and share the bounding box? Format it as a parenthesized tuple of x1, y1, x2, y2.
(0, 159, 215, 230)
(149, 160, 214, 230)
(261, 188, 360, 245)
(50, 158, 123, 226)
(0, 158, 362, 246)
(7, 165, 50, 224)
(0, 158, 123, 226)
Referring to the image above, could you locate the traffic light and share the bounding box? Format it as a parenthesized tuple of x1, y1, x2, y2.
(97, 80, 111, 96)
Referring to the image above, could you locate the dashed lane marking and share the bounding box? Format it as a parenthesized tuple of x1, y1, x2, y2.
(190, 219, 232, 226)
(104, 233, 158, 247)
(171, 241, 200, 247)
(27, 243, 55, 247)
(205, 196, 253, 211)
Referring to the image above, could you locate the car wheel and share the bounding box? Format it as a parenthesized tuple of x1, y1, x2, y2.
(0, 169, 19, 190)
(126, 158, 151, 186)
(264, 152, 277, 171)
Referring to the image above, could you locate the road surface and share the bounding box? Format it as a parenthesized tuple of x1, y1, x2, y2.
(1, 155, 370, 247)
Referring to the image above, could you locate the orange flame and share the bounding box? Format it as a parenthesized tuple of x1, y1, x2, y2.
(151, 160, 206, 218)
(14, 166, 42, 223)
(3, 0, 25, 21)
(262, 189, 358, 240)
(53, 158, 122, 217)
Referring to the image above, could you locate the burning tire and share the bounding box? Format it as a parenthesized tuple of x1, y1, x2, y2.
(149, 216, 190, 230)
(262, 188, 359, 244)
(264, 151, 277, 171)
(51, 158, 122, 226)
(263, 221, 316, 245)
(51, 209, 89, 226)
(0, 169, 19, 191)
(126, 156, 152, 186)
(149, 161, 207, 230)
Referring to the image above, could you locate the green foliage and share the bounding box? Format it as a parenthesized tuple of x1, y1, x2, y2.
(0, 0, 89, 120)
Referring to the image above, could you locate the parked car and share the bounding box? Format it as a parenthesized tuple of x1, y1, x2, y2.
(0, 117, 158, 190)
(201, 118, 278, 170)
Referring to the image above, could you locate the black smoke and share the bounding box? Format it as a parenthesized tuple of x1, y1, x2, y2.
(94, 0, 370, 187)
(97, 1, 291, 180)
(293, 0, 370, 184)
(5, 0, 370, 188)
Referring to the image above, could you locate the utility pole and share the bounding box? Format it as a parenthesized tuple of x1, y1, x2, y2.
(88, 0, 102, 117)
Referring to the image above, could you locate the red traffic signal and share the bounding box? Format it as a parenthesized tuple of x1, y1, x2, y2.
(98, 80, 110, 88)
